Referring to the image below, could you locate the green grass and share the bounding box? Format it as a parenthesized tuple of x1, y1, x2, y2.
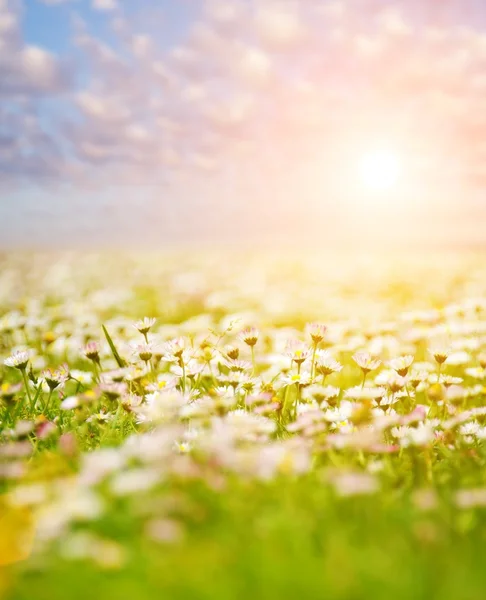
(8, 477, 486, 600)
(3, 252, 486, 599)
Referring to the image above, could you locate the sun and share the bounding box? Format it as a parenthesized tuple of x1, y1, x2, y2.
(358, 149, 401, 191)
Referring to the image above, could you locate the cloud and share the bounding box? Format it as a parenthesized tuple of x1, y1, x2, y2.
(254, 2, 305, 48)
(0, 2, 68, 95)
(39, 0, 77, 5)
(2, 0, 486, 248)
(92, 0, 117, 12)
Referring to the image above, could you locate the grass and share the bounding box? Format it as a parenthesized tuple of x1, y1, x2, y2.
(2, 251, 486, 599)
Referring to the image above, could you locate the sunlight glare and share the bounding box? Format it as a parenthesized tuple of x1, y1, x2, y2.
(358, 149, 401, 191)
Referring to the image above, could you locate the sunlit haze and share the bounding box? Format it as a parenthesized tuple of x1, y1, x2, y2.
(2, 0, 486, 248)
(358, 149, 401, 192)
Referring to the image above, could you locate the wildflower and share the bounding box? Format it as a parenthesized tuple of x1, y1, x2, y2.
(430, 347, 449, 365)
(58, 433, 78, 457)
(35, 419, 57, 440)
(446, 351, 471, 366)
(224, 345, 240, 360)
(102, 368, 129, 383)
(409, 370, 430, 389)
(146, 374, 178, 393)
(478, 353, 486, 369)
(99, 382, 127, 401)
(345, 386, 386, 402)
(386, 374, 407, 395)
(285, 341, 310, 366)
(428, 374, 462, 388)
(307, 323, 327, 344)
(124, 366, 149, 383)
(0, 382, 22, 403)
(388, 355, 414, 377)
(328, 471, 378, 497)
(163, 338, 188, 361)
(146, 519, 184, 544)
(392, 422, 435, 447)
(320, 385, 341, 405)
(412, 489, 439, 512)
(174, 441, 192, 454)
(352, 351, 381, 388)
(41, 368, 67, 391)
(86, 410, 114, 424)
(83, 341, 101, 364)
(133, 317, 156, 336)
(4, 350, 30, 371)
(465, 367, 486, 380)
(352, 351, 382, 375)
(455, 489, 486, 509)
(224, 359, 252, 373)
(61, 396, 80, 410)
(281, 372, 311, 387)
(70, 370, 94, 386)
(314, 350, 343, 377)
(302, 384, 333, 405)
(135, 343, 154, 363)
(240, 327, 259, 347)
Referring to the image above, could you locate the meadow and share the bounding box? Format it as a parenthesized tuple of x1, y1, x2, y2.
(2, 250, 486, 599)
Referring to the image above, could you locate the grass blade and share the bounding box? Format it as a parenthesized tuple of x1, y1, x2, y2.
(102, 324, 127, 368)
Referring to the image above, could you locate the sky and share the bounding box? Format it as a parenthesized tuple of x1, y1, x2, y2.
(2, 0, 486, 248)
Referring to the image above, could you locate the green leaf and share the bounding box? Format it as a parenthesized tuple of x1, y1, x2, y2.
(102, 325, 127, 368)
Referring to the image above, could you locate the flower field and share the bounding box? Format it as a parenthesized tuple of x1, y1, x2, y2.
(2, 251, 486, 599)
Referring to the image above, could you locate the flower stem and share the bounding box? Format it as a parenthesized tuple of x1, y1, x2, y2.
(311, 344, 317, 380)
(21, 370, 33, 410)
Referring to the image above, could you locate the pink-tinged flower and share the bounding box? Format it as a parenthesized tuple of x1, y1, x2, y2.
(134, 343, 155, 363)
(386, 373, 407, 394)
(412, 489, 438, 512)
(4, 350, 30, 370)
(285, 340, 310, 365)
(41, 368, 68, 391)
(307, 323, 327, 344)
(387, 355, 414, 377)
(329, 471, 378, 497)
(409, 370, 430, 389)
(163, 337, 187, 360)
(59, 433, 78, 457)
(240, 327, 259, 347)
(314, 350, 343, 376)
(99, 382, 127, 401)
(400, 405, 428, 426)
(455, 488, 486, 509)
(35, 420, 57, 440)
(83, 341, 101, 363)
(133, 317, 156, 335)
(146, 519, 184, 544)
(224, 359, 252, 373)
(352, 351, 382, 374)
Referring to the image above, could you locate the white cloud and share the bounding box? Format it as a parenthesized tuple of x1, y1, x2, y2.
(39, 0, 77, 5)
(377, 7, 411, 37)
(2, 0, 486, 250)
(131, 34, 151, 58)
(20, 45, 58, 84)
(92, 0, 117, 12)
(254, 3, 304, 47)
(237, 45, 272, 85)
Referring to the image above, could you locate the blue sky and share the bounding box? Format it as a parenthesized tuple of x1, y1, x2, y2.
(2, 0, 486, 247)
(22, 0, 198, 53)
